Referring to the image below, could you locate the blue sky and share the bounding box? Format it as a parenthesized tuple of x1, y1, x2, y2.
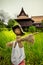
(0, 0, 43, 17)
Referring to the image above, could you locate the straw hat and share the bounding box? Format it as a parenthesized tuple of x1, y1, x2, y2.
(12, 22, 25, 35)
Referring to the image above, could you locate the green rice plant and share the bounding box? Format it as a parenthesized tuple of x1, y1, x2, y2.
(0, 31, 43, 65)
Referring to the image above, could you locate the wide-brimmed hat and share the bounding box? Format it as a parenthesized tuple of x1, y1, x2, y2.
(12, 22, 25, 35)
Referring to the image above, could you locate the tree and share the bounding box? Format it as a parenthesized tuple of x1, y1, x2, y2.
(0, 20, 5, 28)
(8, 19, 15, 28)
(0, 20, 7, 31)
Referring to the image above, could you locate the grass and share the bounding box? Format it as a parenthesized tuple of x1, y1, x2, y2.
(0, 31, 43, 65)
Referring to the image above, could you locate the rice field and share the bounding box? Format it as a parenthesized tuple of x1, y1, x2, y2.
(0, 31, 43, 65)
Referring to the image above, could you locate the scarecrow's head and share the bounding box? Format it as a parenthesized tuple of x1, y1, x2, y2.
(12, 25, 25, 36)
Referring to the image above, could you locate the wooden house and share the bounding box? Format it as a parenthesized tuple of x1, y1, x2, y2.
(15, 8, 43, 31)
(15, 8, 34, 31)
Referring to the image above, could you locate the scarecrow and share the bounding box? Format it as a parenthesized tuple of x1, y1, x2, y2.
(6, 22, 35, 65)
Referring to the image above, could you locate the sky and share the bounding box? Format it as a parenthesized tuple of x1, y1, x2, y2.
(0, 0, 43, 17)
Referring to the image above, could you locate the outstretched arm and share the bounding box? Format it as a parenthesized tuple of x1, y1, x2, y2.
(26, 34, 35, 43)
(6, 41, 13, 47)
(16, 32, 38, 43)
(16, 34, 34, 43)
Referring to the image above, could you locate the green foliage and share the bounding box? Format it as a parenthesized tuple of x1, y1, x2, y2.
(0, 21, 5, 28)
(7, 19, 19, 31)
(0, 31, 43, 65)
(0, 47, 11, 65)
(41, 20, 43, 26)
(8, 19, 15, 28)
(36, 28, 43, 32)
(24, 33, 43, 65)
(0, 28, 8, 32)
(0, 31, 16, 65)
(0, 20, 7, 31)
(29, 26, 36, 32)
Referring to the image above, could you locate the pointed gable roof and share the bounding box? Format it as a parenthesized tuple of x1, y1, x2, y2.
(17, 8, 28, 17)
(16, 8, 29, 19)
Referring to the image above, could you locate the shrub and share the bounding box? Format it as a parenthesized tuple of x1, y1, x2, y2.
(29, 26, 36, 32)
